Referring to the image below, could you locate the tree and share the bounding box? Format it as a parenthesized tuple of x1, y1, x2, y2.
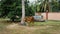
(0, 0, 34, 21)
(0, 0, 14, 17)
(51, 0, 59, 12)
(21, 0, 25, 25)
(58, 0, 60, 10)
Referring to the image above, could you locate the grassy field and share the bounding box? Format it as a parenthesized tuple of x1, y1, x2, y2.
(0, 20, 60, 34)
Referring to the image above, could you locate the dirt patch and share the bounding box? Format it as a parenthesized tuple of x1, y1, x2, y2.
(6, 23, 53, 31)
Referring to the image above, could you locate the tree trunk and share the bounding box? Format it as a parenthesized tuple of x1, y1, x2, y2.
(21, 0, 25, 25)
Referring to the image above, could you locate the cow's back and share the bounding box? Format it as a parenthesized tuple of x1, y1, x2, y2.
(25, 16, 34, 23)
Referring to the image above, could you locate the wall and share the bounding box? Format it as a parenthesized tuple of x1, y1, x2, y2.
(42, 13, 60, 20)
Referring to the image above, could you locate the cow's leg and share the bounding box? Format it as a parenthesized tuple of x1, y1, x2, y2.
(25, 22, 28, 26)
(31, 21, 34, 26)
(27, 21, 32, 26)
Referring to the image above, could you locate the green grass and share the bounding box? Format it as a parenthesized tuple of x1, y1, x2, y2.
(0, 20, 60, 34)
(35, 20, 60, 26)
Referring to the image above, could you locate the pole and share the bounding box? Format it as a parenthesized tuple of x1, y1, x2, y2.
(46, 10, 48, 21)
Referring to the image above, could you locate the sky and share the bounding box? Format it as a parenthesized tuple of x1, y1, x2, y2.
(0, 0, 1, 1)
(29, 0, 36, 3)
(29, 0, 51, 3)
(29, 0, 35, 2)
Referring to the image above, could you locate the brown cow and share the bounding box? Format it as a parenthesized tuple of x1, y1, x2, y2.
(24, 16, 34, 26)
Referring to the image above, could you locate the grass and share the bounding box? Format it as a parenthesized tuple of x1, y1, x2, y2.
(0, 20, 60, 34)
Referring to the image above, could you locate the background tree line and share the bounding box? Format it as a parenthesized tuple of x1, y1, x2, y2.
(0, 0, 60, 21)
(0, 0, 35, 21)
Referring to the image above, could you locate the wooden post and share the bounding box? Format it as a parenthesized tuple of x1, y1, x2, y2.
(46, 10, 48, 21)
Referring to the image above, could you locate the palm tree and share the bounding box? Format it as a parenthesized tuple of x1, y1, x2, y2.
(44, 0, 49, 21)
(44, 0, 49, 12)
(21, 0, 25, 25)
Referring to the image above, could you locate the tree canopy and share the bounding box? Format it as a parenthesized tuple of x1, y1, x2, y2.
(0, 0, 60, 21)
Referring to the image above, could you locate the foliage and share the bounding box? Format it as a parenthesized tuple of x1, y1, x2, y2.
(0, 0, 60, 21)
(35, 0, 60, 12)
(0, 0, 34, 21)
(51, 0, 59, 12)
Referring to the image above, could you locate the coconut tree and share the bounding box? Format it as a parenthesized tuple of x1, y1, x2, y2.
(44, 0, 49, 12)
(21, 0, 25, 25)
(44, 0, 49, 21)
